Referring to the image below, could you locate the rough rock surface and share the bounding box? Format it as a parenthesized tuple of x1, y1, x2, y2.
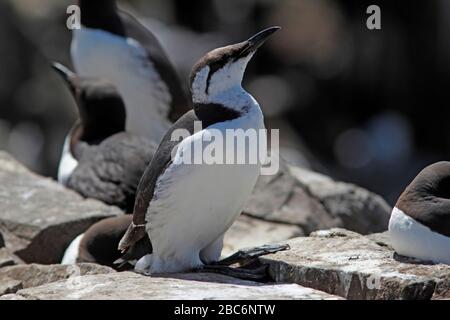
(0, 152, 123, 264)
(223, 214, 303, 256)
(245, 162, 391, 235)
(0, 229, 24, 267)
(0, 294, 26, 300)
(8, 272, 341, 300)
(366, 231, 392, 249)
(261, 229, 450, 300)
(0, 263, 115, 294)
(434, 275, 450, 300)
(0, 249, 15, 268)
(0, 248, 22, 268)
(0, 227, 28, 259)
(0, 276, 23, 295)
(1, 152, 446, 301)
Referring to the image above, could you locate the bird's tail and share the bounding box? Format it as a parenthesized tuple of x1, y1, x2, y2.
(115, 222, 152, 266)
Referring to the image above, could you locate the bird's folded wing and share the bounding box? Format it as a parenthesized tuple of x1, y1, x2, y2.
(118, 110, 200, 254)
(67, 133, 157, 212)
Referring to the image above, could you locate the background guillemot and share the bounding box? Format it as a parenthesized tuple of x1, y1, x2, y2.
(117, 27, 283, 277)
(53, 63, 157, 212)
(389, 161, 450, 265)
(72, 0, 190, 142)
(61, 215, 151, 269)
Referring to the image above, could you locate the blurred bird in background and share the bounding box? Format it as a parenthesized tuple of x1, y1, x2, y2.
(52, 63, 157, 212)
(0, 0, 449, 205)
(71, 0, 190, 141)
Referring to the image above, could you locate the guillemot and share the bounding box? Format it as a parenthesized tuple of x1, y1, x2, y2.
(117, 27, 287, 277)
(389, 161, 450, 265)
(53, 63, 157, 212)
(61, 215, 151, 269)
(71, 0, 189, 141)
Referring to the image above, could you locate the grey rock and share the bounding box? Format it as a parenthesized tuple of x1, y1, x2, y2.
(0, 226, 28, 255)
(223, 214, 304, 257)
(245, 162, 337, 232)
(0, 248, 22, 268)
(434, 275, 450, 300)
(0, 263, 115, 290)
(261, 228, 450, 300)
(0, 152, 123, 263)
(0, 276, 23, 295)
(0, 294, 27, 300)
(367, 231, 392, 249)
(292, 167, 391, 234)
(13, 272, 342, 300)
(0, 249, 15, 268)
(245, 162, 391, 235)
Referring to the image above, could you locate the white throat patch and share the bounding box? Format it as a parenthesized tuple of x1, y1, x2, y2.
(191, 54, 254, 111)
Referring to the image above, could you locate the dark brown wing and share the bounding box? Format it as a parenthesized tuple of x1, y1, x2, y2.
(118, 110, 200, 255)
(397, 161, 450, 237)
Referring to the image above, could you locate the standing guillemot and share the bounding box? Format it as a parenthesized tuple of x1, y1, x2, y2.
(72, 0, 189, 141)
(389, 161, 450, 264)
(53, 63, 157, 212)
(117, 27, 287, 277)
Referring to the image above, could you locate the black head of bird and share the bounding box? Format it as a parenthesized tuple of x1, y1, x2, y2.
(52, 62, 126, 143)
(189, 26, 281, 105)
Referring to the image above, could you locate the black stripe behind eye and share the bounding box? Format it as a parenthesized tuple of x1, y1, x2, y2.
(192, 42, 247, 94)
(206, 70, 213, 94)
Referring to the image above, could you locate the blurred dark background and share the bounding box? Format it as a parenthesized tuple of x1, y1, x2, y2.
(0, 0, 448, 204)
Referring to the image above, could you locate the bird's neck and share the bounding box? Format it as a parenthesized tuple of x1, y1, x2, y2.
(192, 86, 264, 131)
(195, 85, 259, 114)
(216, 88, 260, 114)
(72, 117, 124, 148)
(78, 0, 125, 36)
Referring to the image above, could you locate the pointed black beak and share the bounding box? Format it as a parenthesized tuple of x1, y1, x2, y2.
(238, 26, 281, 58)
(51, 62, 77, 91)
(247, 26, 281, 49)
